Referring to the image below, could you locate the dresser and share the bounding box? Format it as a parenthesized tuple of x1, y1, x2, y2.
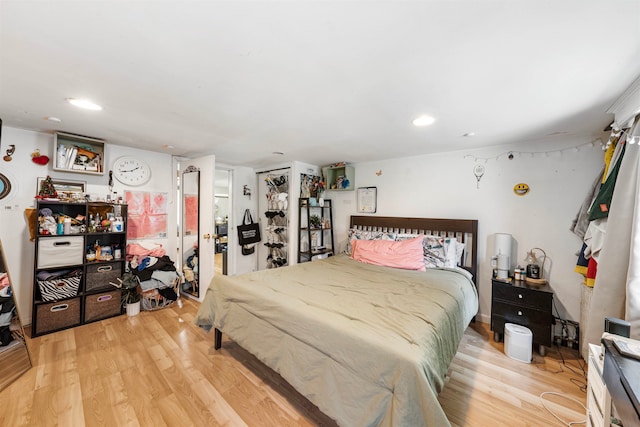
(491, 279, 553, 356)
(587, 343, 612, 427)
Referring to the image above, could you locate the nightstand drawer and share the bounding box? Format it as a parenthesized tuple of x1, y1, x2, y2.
(493, 283, 552, 308)
(492, 301, 552, 327)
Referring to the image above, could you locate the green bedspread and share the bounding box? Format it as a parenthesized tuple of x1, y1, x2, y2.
(195, 254, 478, 426)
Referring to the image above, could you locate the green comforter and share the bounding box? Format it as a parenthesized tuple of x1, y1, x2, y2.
(195, 255, 478, 426)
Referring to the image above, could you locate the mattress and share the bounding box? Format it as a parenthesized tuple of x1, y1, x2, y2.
(195, 254, 478, 426)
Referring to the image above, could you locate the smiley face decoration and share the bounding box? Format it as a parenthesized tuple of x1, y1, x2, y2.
(514, 183, 530, 196)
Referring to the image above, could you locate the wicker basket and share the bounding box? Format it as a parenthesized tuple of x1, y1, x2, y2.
(34, 297, 81, 335)
(140, 279, 180, 311)
(84, 290, 122, 323)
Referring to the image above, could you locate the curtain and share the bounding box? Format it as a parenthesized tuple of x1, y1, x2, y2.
(585, 119, 640, 345)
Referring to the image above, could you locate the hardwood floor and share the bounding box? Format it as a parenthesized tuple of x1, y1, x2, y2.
(1, 299, 587, 426)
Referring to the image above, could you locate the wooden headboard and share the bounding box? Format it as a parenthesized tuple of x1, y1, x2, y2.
(350, 216, 479, 284)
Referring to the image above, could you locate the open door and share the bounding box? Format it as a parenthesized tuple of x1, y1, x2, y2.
(179, 155, 215, 302)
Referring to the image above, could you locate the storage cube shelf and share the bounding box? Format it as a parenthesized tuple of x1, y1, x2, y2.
(32, 200, 128, 337)
(53, 132, 105, 175)
(322, 165, 355, 191)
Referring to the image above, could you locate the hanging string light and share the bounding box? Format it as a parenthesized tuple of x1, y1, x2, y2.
(463, 138, 605, 163)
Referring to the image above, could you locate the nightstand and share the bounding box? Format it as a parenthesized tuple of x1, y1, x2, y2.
(491, 278, 553, 356)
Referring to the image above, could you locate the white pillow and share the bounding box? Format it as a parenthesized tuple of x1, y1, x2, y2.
(395, 234, 465, 268)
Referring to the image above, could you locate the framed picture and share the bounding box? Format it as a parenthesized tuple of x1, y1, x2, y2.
(37, 177, 86, 201)
(357, 186, 377, 213)
(53, 132, 105, 176)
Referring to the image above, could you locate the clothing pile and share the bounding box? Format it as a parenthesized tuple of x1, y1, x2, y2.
(127, 242, 179, 310)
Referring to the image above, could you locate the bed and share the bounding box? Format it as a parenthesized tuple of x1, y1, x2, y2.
(195, 216, 478, 426)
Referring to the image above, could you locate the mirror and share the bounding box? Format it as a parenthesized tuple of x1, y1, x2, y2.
(214, 169, 230, 276)
(181, 166, 200, 298)
(0, 239, 32, 390)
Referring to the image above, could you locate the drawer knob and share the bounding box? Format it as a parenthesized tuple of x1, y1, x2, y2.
(518, 311, 523, 316)
(518, 294, 523, 299)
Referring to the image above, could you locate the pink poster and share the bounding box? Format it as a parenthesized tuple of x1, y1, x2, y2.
(184, 195, 198, 235)
(125, 191, 168, 239)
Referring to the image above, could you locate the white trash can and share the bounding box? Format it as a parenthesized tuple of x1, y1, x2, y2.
(504, 323, 532, 363)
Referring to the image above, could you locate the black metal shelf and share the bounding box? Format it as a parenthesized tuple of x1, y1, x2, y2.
(298, 198, 334, 264)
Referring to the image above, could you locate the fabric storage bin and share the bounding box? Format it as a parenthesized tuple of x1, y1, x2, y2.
(84, 290, 122, 323)
(86, 263, 122, 292)
(37, 236, 84, 269)
(37, 273, 81, 301)
(34, 297, 81, 336)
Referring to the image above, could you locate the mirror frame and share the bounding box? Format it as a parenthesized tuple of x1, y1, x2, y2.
(181, 165, 200, 298)
(0, 239, 32, 390)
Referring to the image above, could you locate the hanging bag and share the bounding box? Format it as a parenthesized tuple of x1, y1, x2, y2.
(237, 209, 261, 245)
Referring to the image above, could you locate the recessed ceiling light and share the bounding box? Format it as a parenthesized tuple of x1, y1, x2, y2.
(45, 116, 62, 123)
(463, 132, 476, 137)
(412, 115, 435, 127)
(66, 98, 103, 111)
(163, 144, 175, 149)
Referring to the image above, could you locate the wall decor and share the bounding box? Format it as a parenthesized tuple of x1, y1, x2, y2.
(514, 183, 530, 196)
(53, 132, 104, 175)
(30, 149, 49, 165)
(473, 164, 486, 189)
(3, 144, 15, 162)
(125, 191, 168, 239)
(0, 173, 11, 200)
(357, 186, 377, 213)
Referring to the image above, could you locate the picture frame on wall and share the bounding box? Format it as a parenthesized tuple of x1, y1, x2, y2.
(36, 177, 86, 202)
(357, 186, 377, 213)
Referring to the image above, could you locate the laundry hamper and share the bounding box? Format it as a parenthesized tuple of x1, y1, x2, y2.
(504, 323, 533, 363)
(141, 278, 181, 311)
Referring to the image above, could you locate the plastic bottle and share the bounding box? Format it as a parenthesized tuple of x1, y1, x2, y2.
(57, 217, 64, 235)
(111, 217, 123, 232)
(63, 217, 71, 235)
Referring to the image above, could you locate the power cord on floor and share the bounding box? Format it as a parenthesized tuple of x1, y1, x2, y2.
(554, 342, 588, 392)
(539, 391, 586, 426)
(531, 342, 588, 392)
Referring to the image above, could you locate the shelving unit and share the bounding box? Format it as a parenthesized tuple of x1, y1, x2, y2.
(53, 132, 105, 175)
(322, 165, 355, 191)
(298, 198, 334, 263)
(32, 200, 127, 337)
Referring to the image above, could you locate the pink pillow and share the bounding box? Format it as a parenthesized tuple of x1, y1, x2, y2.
(351, 236, 426, 271)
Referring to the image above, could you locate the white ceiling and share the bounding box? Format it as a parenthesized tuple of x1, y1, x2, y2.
(1, 1, 640, 169)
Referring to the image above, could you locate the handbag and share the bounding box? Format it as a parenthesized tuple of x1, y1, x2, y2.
(237, 209, 261, 245)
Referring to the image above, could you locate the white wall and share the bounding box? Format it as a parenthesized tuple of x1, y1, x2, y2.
(0, 125, 605, 328)
(0, 126, 176, 324)
(225, 165, 258, 275)
(328, 136, 604, 324)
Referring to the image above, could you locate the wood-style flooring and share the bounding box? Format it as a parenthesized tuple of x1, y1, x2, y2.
(1, 298, 587, 426)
